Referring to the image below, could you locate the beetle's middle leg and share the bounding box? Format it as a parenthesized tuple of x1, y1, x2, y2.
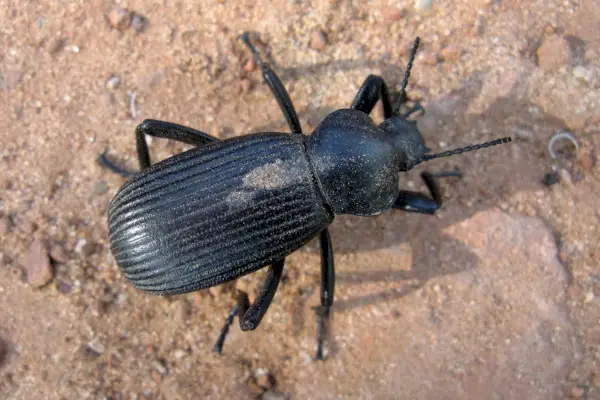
(213, 260, 284, 354)
(135, 119, 218, 170)
(393, 170, 462, 214)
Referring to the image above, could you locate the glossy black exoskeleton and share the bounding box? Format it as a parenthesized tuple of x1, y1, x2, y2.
(100, 33, 511, 360)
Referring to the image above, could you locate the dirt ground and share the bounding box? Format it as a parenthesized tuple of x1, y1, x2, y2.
(1, 0, 600, 399)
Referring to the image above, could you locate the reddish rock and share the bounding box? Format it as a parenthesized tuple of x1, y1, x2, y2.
(310, 30, 328, 51)
(537, 34, 572, 71)
(26, 239, 53, 288)
(382, 6, 403, 22)
(108, 7, 131, 31)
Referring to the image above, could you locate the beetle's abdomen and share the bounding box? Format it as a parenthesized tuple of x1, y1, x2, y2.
(108, 133, 332, 295)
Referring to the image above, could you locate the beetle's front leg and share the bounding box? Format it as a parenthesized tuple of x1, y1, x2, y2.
(213, 260, 285, 354)
(351, 75, 395, 119)
(393, 169, 462, 214)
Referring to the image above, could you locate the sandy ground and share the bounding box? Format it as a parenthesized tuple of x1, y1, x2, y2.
(1, 0, 600, 399)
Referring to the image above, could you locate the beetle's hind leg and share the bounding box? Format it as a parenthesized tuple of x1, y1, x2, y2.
(315, 229, 335, 360)
(98, 120, 219, 176)
(135, 119, 218, 170)
(393, 170, 462, 214)
(96, 149, 135, 178)
(239, 32, 302, 135)
(213, 260, 285, 355)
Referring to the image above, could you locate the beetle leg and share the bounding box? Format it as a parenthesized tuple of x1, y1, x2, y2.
(240, 32, 302, 135)
(315, 229, 335, 360)
(351, 75, 394, 119)
(213, 259, 285, 354)
(393, 169, 462, 214)
(96, 149, 135, 178)
(135, 119, 219, 170)
(400, 101, 425, 119)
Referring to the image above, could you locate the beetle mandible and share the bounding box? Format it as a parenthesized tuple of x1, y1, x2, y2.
(100, 33, 512, 360)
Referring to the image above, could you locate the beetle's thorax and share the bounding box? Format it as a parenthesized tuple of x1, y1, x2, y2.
(304, 109, 427, 216)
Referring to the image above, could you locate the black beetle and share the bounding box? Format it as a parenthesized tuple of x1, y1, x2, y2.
(100, 33, 511, 360)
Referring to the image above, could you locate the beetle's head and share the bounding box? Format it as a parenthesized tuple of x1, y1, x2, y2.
(382, 36, 511, 172)
(379, 117, 429, 171)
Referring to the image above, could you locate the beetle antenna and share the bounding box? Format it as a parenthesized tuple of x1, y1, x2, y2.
(394, 37, 420, 114)
(422, 137, 512, 162)
(239, 32, 267, 69)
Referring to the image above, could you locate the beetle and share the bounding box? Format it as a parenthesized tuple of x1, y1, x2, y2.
(100, 32, 511, 360)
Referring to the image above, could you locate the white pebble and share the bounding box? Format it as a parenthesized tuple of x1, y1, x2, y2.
(415, 0, 433, 11)
(572, 65, 596, 86)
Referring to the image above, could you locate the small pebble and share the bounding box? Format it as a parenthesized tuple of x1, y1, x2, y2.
(415, 0, 432, 12)
(75, 239, 97, 256)
(173, 349, 187, 359)
(382, 6, 403, 22)
(21, 220, 38, 235)
(584, 291, 594, 304)
(26, 239, 54, 288)
(514, 128, 534, 141)
(49, 244, 69, 263)
(440, 45, 459, 62)
(255, 368, 274, 389)
(572, 65, 596, 86)
(419, 52, 439, 66)
(151, 369, 162, 384)
(56, 281, 73, 295)
(310, 30, 328, 51)
(48, 37, 65, 54)
(130, 13, 148, 33)
(537, 34, 572, 71)
(152, 359, 168, 376)
(87, 339, 105, 355)
(558, 249, 569, 264)
(542, 171, 560, 186)
(108, 7, 131, 31)
(248, 381, 265, 395)
(558, 168, 573, 187)
(243, 58, 257, 73)
(579, 148, 595, 171)
(106, 76, 121, 90)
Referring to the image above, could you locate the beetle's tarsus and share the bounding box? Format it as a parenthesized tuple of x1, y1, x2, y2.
(96, 149, 135, 178)
(214, 303, 239, 355)
(431, 167, 463, 179)
(400, 101, 425, 119)
(315, 305, 329, 361)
